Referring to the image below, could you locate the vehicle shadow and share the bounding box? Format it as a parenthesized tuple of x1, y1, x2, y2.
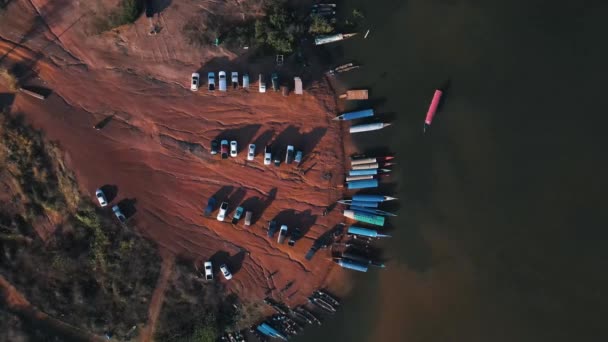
(239, 187, 277, 225)
(272, 209, 317, 240)
(226, 188, 247, 215)
(117, 198, 137, 218)
(99, 184, 119, 203)
(145, 0, 172, 17)
(252, 129, 275, 150)
(93, 115, 114, 130)
(214, 124, 262, 147)
(210, 250, 230, 269)
(272, 125, 327, 156)
(228, 249, 247, 274)
(209, 250, 246, 276)
(212, 185, 234, 203)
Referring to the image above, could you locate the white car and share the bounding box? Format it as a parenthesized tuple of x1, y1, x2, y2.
(264, 145, 272, 165)
(230, 141, 238, 157)
(217, 202, 228, 221)
(190, 72, 200, 91)
(247, 144, 255, 161)
(259, 74, 266, 93)
(220, 264, 233, 280)
(203, 261, 213, 280)
(219, 71, 227, 91)
(95, 189, 107, 207)
(112, 205, 126, 223)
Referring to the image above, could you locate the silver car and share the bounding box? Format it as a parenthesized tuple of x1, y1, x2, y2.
(112, 205, 126, 223)
(220, 264, 233, 280)
(95, 189, 107, 207)
(247, 144, 256, 161)
(203, 261, 213, 280)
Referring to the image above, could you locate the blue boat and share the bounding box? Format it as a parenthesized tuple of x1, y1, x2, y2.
(352, 194, 397, 202)
(349, 200, 379, 208)
(334, 258, 369, 272)
(349, 169, 377, 176)
(347, 226, 391, 238)
(256, 323, 287, 340)
(350, 206, 397, 217)
(346, 179, 378, 190)
(333, 109, 374, 121)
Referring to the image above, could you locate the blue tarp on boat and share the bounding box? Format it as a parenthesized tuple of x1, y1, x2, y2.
(349, 169, 378, 176)
(352, 194, 386, 202)
(348, 226, 391, 238)
(350, 200, 379, 208)
(335, 109, 374, 121)
(346, 179, 378, 189)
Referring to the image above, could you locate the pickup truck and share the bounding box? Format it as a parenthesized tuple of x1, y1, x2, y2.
(204, 196, 217, 217)
(285, 145, 294, 164)
(208, 72, 215, 91)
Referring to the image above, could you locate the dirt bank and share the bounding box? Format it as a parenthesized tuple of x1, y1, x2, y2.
(0, 0, 352, 329)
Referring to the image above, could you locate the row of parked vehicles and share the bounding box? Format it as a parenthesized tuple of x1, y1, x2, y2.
(95, 188, 127, 223)
(190, 72, 280, 93)
(203, 260, 232, 281)
(210, 139, 303, 166)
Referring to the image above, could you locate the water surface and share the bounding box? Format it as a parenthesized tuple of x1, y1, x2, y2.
(294, 0, 608, 341)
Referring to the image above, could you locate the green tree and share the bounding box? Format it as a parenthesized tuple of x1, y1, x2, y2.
(309, 14, 333, 34)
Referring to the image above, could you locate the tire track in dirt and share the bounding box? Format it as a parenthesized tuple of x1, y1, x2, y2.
(138, 252, 175, 342)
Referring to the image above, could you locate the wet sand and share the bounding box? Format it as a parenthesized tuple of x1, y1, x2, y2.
(0, 0, 356, 332)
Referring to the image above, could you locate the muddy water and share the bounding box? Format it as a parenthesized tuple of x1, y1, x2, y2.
(294, 0, 608, 341)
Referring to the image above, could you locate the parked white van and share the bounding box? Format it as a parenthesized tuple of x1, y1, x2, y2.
(219, 71, 227, 91)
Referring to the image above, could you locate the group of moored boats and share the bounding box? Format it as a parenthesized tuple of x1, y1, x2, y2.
(255, 290, 339, 340)
(333, 156, 397, 272)
(344, 156, 395, 190)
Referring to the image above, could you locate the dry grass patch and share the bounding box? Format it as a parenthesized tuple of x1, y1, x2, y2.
(0, 67, 18, 91)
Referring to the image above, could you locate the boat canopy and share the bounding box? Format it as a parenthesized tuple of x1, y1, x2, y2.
(352, 194, 388, 202)
(349, 169, 378, 176)
(350, 200, 379, 208)
(346, 179, 379, 189)
(335, 109, 374, 121)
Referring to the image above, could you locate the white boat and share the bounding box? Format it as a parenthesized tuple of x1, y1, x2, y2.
(315, 33, 357, 46)
(349, 122, 391, 134)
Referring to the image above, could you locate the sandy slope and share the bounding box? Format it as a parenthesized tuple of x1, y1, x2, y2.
(0, 0, 352, 331)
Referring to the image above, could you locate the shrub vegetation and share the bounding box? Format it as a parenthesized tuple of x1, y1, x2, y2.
(94, 0, 143, 33)
(0, 111, 161, 339)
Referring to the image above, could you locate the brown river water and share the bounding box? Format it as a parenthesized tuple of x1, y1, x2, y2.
(293, 0, 608, 341)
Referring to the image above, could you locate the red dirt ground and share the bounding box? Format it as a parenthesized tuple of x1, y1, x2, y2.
(0, 0, 354, 338)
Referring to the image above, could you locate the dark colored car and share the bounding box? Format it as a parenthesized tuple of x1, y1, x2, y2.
(204, 196, 216, 217)
(210, 140, 219, 155)
(288, 227, 302, 246)
(271, 73, 279, 91)
(267, 220, 279, 237)
(232, 206, 244, 224)
(273, 148, 283, 166)
(221, 140, 229, 159)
